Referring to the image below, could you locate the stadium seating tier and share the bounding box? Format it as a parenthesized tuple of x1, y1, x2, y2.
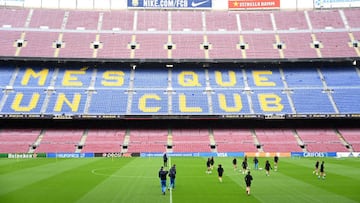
(0, 8, 359, 59)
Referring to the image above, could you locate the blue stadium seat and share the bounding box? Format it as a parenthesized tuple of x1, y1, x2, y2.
(130, 90, 168, 115)
(88, 89, 128, 115)
(207, 67, 245, 89)
(13, 67, 55, 88)
(283, 67, 323, 88)
(0, 65, 360, 116)
(0, 67, 15, 88)
(94, 68, 131, 89)
(171, 90, 209, 115)
(211, 90, 251, 115)
(251, 90, 292, 114)
(45, 89, 87, 115)
(133, 68, 168, 89)
(332, 89, 360, 114)
(54, 68, 93, 89)
(246, 68, 283, 88)
(291, 89, 335, 114)
(1, 88, 45, 114)
(321, 67, 360, 87)
(172, 68, 206, 89)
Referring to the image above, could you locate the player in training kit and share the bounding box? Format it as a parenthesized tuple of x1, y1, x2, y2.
(265, 160, 272, 176)
(233, 158, 237, 171)
(241, 159, 248, 174)
(210, 156, 215, 170)
(163, 153, 168, 167)
(206, 158, 212, 174)
(274, 155, 279, 171)
(313, 160, 320, 175)
(244, 171, 253, 195)
(319, 161, 326, 180)
(217, 164, 224, 183)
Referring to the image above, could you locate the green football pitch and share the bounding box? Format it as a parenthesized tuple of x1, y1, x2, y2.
(0, 157, 359, 203)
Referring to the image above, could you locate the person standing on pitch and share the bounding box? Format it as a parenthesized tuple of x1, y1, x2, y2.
(313, 160, 320, 175)
(210, 156, 215, 170)
(169, 164, 176, 189)
(163, 153, 168, 167)
(265, 160, 272, 176)
(253, 156, 259, 170)
(217, 164, 224, 183)
(232, 157, 238, 171)
(318, 161, 326, 180)
(244, 171, 253, 195)
(274, 155, 279, 171)
(159, 166, 169, 195)
(206, 158, 212, 174)
(241, 158, 248, 174)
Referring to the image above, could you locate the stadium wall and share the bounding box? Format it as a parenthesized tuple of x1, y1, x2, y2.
(1, 152, 360, 159)
(1, 0, 317, 10)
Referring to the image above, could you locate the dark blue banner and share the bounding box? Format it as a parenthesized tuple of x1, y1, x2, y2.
(47, 153, 94, 158)
(128, 0, 212, 9)
(140, 152, 195, 157)
(140, 152, 244, 157)
(291, 152, 337, 158)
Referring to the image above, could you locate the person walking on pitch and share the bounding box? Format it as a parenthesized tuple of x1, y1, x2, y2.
(244, 171, 253, 195)
(159, 166, 169, 195)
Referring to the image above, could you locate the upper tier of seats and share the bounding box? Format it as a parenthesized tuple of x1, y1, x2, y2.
(0, 63, 359, 116)
(0, 8, 359, 59)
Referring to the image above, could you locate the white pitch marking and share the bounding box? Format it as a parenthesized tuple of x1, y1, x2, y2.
(169, 157, 173, 203)
(91, 167, 156, 179)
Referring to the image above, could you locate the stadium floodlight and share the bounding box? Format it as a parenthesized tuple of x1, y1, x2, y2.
(166, 64, 173, 68)
(353, 60, 357, 66)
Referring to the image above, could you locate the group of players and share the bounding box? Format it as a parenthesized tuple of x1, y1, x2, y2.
(313, 160, 326, 179)
(158, 153, 326, 196)
(158, 153, 176, 195)
(232, 155, 279, 195)
(206, 155, 279, 195)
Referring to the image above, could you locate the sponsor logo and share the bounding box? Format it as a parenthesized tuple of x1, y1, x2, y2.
(132, 0, 139, 6)
(216, 153, 228, 157)
(303, 152, 326, 157)
(191, 0, 209, 7)
(102, 153, 123, 157)
(8, 153, 34, 159)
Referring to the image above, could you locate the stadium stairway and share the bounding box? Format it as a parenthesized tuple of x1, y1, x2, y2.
(121, 129, 131, 154)
(292, 129, 307, 152)
(250, 129, 262, 152)
(75, 129, 88, 153)
(28, 129, 45, 153)
(166, 128, 173, 153)
(208, 128, 217, 153)
(334, 129, 354, 152)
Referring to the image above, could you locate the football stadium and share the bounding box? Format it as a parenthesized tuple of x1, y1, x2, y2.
(0, 0, 360, 202)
